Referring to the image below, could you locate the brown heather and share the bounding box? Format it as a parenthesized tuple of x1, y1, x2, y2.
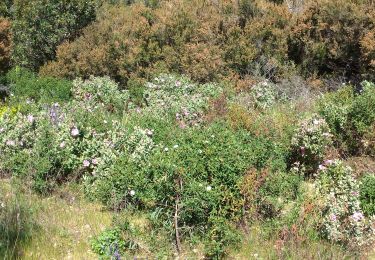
(0, 17, 11, 74)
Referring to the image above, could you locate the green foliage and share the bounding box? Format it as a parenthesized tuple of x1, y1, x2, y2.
(318, 85, 354, 147)
(258, 171, 302, 219)
(318, 81, 375, 154)
(349, 81, 375, 135)
(11, 0, 99, 70)
(360, 174, 375, 217)
(91, 228, 126, 258)
(0, 0, 12, 17)
(6, 67, 72, 102)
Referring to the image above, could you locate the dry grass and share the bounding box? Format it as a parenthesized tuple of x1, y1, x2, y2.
(0, 180, 112, 260)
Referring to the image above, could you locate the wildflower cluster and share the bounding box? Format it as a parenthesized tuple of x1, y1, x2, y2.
(142, 74, 222, 126)
(0, 112, 37, 154)
(291, 114, 332, 174)
(250, 80, 277, 109)
(316, 160, 375, 248)
(72, 76, 129, 112)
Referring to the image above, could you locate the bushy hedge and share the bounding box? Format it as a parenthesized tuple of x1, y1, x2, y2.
(5, 67, 72, 103)
(39, 0, 375, 88)
(10, 0, 100, 70)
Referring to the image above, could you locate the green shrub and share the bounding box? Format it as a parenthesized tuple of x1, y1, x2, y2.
(289, 0, 375, 80)
(318, 85, 354, 151)
(6, 67, 72, 102)
(360, 174, 375, 217)
(349, 81, 375, 136)
(11, 0, 99, 70)
(258, 171, 302, 219)
(86, 121, 284, 256)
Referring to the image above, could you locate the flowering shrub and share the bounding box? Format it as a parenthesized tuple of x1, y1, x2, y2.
(142, 74, 223, 126)
(316, 160, 375, 248)
(290, 114, 332, 175)
(250, 80, 277, 109)
(0, 112, 38, 155)
(72, 76, 129, 113)
(86, 121, 284, 256)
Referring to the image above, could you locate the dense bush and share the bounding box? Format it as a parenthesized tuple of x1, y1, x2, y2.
(11, 0, 100, 70)
(39, 0, 295, 85)
(6, 67, 72, 102)
(289, 0, 375, 80)
(0, 17, 11, 74)
(290, 114, 332, 175)
(360, 174, 375, 217)
(86, 122, 283, 256)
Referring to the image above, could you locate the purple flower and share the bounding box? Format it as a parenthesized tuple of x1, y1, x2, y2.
(300, 146, 306, 156)
(330, 214, 337, 222)
(84, 93, 92, 100)
(83, 160, 90, 167)
(59, 142, 66, 148)
(323, 159, 333, 166)
(175, 81, 181, 87)
(70, 127, 79, 137)
(27, 114, 34, 124)
(6, 140, 15, 146)
(318, 164, 326, 171)
(352, 211, 364, 222)
(351, 191, 359, 197)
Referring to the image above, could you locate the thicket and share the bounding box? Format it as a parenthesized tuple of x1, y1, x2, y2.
(9, 0, 100, 70)
(1, 0, 375, 258)
(39, 0, 375, 87)
(0, 17, 11, 74)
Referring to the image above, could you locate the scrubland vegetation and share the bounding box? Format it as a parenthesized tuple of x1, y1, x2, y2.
(0, 0, 375, 259)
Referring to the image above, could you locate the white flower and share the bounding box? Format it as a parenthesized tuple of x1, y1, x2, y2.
(70, 127, 80, 137)
(173, 144, 179, 149)
(206, 186, 212, 191)
(164, 147, 169, 152)
(130, 190, 135, 196)
(0, 128, 4, 133)
(146, 129, 153, 136)
(59, 142, 66, 148)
